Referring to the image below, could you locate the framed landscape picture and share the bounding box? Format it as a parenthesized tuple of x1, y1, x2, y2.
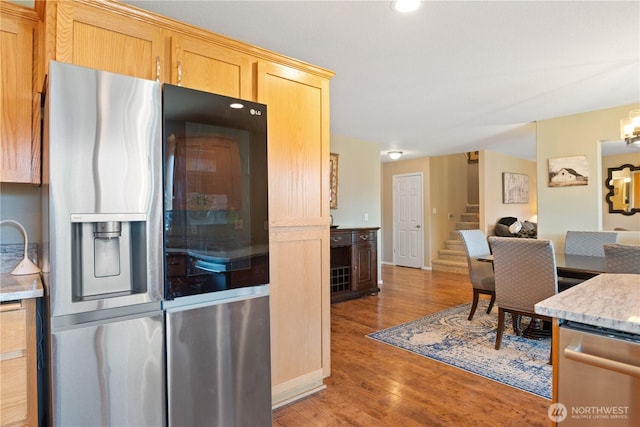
(502, 172, 528, 204)
(548, 155, 588, 187)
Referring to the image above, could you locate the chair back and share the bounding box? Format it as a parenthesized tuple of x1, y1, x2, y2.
(604, 243, 640, 274)
(488, 236, 558, 313)
(458, 230, 494, 292)
(564, 231, 618, 257)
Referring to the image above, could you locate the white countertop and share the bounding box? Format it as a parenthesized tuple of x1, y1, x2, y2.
(535, 274, 640, 335)
(0, 273, 44, 302)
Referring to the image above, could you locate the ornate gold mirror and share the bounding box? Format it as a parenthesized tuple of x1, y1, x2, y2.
(605, 163, 640, 215)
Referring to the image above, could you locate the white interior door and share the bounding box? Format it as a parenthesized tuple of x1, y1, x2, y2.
(393, 173, 423, 268)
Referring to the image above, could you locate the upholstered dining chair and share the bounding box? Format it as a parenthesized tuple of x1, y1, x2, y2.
(564, 230, 619, 257)
(458, 230, 495, 321)
(487, 236, 558, 351)
(604, 243, 640, 274)
(559, 230, 619, 290)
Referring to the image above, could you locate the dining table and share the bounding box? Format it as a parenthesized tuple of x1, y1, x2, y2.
(477, 253, 606, 281)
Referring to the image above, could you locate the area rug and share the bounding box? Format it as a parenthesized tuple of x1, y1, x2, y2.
(367, 301, 551, 399)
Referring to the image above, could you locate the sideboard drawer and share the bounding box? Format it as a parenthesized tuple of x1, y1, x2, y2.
(330, 231, 351, 247)
(352, 230, 376, 244)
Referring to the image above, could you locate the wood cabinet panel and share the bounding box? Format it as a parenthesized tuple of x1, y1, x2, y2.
(54, 0, 164, 81)
(0, 357, 28, 426)
(268, 228, 329, 403)
(257, 62, 329, 226)
(0, 305, 27, 353)
(170, 33, 253, 99)
(257, 60, 332, 404)
(0, 4, 38, 183)
(0, 299, 36, 427)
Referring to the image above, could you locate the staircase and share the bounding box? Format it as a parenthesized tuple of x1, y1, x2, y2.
(431, 204, 479, 274)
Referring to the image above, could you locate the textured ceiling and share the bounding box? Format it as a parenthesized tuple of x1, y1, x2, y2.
(124, 1, 640, 161)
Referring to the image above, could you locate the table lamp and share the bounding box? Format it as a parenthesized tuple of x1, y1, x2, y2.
(0, 220, 41, 275)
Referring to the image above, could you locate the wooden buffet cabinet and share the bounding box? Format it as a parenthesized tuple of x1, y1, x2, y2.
(330, 228, 380, 303)
(2, 0, 333, 408)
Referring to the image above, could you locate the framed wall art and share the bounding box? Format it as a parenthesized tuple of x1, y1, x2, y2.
(502, 172, 529, 204)
(548, 155, 589, 187)
(330, 152, 339, 209)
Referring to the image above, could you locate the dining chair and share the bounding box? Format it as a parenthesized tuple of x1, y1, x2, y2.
(559, 230, 619, 290)
(487, 236, 558, 351)
(604, 243, 640, 274)
(458, 230, 495, 320)
(564, 230, 619, 257)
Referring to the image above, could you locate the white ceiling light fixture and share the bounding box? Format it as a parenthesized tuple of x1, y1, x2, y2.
(388, 151, 403, 160)
(621, 110, 640, 147)
(391, 0, 421, 13)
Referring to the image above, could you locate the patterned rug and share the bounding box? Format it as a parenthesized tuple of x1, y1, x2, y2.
(367, 301, 552, 399)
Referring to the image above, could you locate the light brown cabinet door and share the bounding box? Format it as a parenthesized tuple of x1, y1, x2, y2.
(256, 61, 332, 405)
(0, 300, 37, 427)
(54, 1, 165, 81)
(169, 33, 253, 99)
(0, 6, 38, 183)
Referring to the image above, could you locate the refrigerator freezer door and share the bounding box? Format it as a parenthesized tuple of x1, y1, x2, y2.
(50, 312, 164, 426)
(166, 294, 272, 426)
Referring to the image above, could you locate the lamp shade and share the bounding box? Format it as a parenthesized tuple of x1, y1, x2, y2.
(0, 220, 41, 275)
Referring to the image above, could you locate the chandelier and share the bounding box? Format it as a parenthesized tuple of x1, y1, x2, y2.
(620, 110, 640, 146)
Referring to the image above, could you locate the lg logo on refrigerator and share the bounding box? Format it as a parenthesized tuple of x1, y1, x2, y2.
(250, 108, 262, 116)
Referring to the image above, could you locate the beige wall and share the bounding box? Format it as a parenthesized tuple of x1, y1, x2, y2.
(329, 134, 382, 280)
(537, 103, 640, 249)
(329, 135, 381, 228)
(480, 150, 537, 235)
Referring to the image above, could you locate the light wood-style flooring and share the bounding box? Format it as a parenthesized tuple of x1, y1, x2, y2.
(273, 265, 551, 426)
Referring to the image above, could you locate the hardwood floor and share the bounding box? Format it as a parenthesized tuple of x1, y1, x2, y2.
(273, 265, 551, 426)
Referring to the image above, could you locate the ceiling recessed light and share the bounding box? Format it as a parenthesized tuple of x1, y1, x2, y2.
(391, 0, 421, 13)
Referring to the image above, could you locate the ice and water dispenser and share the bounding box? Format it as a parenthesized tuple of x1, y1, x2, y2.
(70, 213, 148, 301)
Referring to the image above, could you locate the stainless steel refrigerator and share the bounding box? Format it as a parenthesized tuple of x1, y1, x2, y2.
(162, 84, 273, 426)
(42, 61, 165, 426)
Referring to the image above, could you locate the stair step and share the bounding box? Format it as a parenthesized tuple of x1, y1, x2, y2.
(460, 213, 478, 222)
(456, 221, 479, 230)
(445, 239, 465, 251)
(432, 259, 468, 275)
(438, 249, 467, 262)
(450, 230, 462, 240)
(466, 204, 479, 213)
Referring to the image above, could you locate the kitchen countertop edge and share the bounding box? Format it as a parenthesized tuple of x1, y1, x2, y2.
(0, 272, 44, 302)
(535, 273, 640, 335)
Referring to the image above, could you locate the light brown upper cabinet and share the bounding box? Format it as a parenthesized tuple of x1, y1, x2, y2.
(49, 0, 165, 81)
(168, 32, 253, 99)
(0, 3, 40, 184)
